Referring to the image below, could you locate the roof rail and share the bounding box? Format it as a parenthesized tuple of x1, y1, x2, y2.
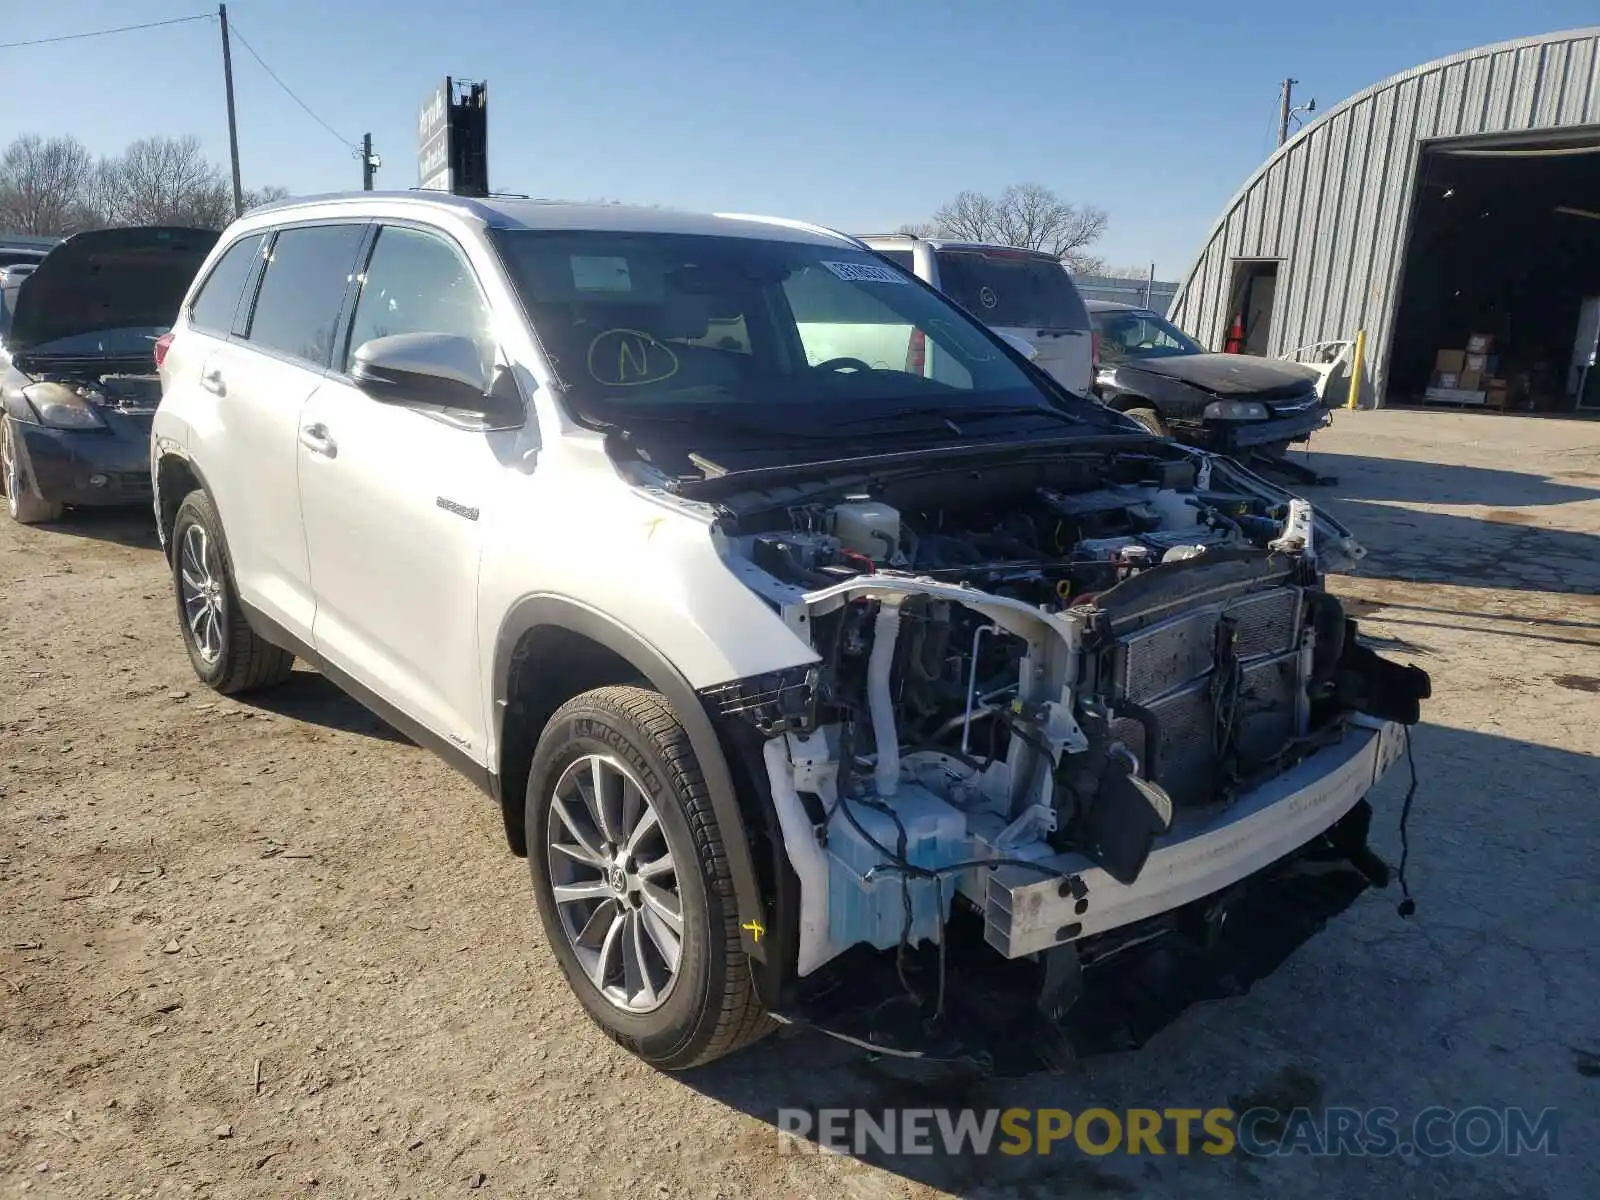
(247, 189, 503, 222)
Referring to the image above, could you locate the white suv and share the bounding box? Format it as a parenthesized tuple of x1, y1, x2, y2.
(859, 235, 1097, 394)
(152, 193, 1429, 1070)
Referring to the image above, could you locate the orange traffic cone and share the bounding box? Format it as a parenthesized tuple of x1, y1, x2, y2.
(1223, 314, 1246, 354)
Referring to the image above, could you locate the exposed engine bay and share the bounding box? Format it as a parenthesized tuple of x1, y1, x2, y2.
(699, 446, 1430, 1025)
(21, 370, 163, 415)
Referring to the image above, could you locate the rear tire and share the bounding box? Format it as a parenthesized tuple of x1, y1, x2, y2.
(2, 417, 64, 525)
(171, 490, 294, 694)
(1123, 406, 1170, 437)
(525, 685, 773, 1070)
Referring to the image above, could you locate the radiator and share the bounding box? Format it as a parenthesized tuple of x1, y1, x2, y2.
(1108, 586, 1304, 807)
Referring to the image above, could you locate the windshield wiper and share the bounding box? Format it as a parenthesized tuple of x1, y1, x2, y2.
(838, 403, 1085, 429)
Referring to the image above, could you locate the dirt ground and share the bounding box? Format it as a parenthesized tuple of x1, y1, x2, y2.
(2, 409, 1597, 1199)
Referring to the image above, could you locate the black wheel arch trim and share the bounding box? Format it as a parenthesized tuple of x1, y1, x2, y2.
(152, 442, 223, 562)
(493, 594, 770, 964)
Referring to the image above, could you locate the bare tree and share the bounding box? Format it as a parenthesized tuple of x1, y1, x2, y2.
(914, 183, 1110, 273)
(97, 136, 235, 228)
(0, 135, 98, 236)
(1, 132, 286, 234)
(242, 185, 291, 213)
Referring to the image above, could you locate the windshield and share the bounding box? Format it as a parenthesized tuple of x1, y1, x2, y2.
(934, 249, 1089, 331)
(491, 230, 1104, 431)
(15, 326, 168, 358)
(1090, 309, 1204, 363)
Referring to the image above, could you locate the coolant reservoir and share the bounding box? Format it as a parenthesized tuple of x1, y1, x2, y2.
(832, 500, 901, 561)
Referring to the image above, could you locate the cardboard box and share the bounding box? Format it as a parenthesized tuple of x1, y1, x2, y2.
(1458, 369, 1482, 391)
(1466, 333, 1495, 354)
(1464, 353, 1487, 373)
(1435, 349, 1467, 373)
(1433, 371, 1461, 389)
(1486, 385, 1510, 409)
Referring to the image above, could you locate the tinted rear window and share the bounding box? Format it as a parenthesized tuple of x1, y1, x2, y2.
(935, 250, 1089, 331)
(245, 224, 366, 367)
(189, 234, 264, 333)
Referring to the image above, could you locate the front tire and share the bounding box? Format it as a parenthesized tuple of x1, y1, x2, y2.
(1123, 406, 1170, 437)
(2, 417, 64, 525)
(171, 490, 294, 694)
(525, 686, 772, 1069)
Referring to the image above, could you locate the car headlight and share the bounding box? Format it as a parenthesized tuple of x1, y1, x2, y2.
(21, 381, 105, 429)
(1203, 399, 1268, 421)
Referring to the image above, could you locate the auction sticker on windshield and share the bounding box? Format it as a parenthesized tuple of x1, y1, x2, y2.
(821, 260, 909, 285)
(571, 256, 634, 292)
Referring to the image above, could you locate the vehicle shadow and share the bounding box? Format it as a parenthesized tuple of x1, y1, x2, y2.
(238, 668, 412, 744)
(674, 723, 1597, 1198)
(1295, 457, 1600, 598)
(1301, 451, 1600, 507)
(36, 506, 161, 550)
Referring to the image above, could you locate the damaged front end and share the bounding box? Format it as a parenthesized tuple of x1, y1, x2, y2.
(699, 446, 1429, 1063)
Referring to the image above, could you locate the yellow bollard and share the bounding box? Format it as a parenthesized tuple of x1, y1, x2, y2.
(1345, 329, 1366, 410)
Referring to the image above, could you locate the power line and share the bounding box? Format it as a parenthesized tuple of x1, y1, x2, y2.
(0, 13, 211, 51)
(225, 20, 354, 150)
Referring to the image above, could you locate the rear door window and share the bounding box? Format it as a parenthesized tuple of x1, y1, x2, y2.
(188, 233, 265, 334)
(935, 249, 1090, 332)
(244, 224, 367, 368)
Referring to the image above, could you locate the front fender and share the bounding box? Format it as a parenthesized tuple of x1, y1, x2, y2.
(1105, 367, 1212, 420)
(490, 593, 774, 963)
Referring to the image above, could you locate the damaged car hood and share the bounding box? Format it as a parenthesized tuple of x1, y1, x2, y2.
(1119, 352, 1319, 402)
(5, 226, 219, 353)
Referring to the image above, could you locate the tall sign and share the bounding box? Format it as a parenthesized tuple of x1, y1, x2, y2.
(417, 80, 451, 192)
(416, 78, 488, 197)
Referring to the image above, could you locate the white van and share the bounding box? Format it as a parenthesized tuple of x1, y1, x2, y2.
(860, 235, 1096, 393)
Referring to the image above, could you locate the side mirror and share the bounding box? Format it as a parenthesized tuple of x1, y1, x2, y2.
(351, 332, 504, 415)
(996, 331, 1038, 361)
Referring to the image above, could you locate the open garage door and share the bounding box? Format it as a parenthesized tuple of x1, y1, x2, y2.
(1387, 130, 1600, 414)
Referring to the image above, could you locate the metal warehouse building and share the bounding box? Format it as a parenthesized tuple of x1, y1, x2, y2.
(1170, 28, 1600, 412)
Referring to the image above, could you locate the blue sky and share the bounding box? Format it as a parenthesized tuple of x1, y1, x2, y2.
(6, 0, 1597, 277)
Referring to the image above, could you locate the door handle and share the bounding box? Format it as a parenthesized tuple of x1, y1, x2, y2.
(200, 367, 226, 396)
(299, 423, 338, 458)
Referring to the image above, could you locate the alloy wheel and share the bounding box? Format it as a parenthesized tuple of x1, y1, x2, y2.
(546, 753, 683, 1014)
(178, 522, 225, 664)
(2, 422, 17, 512)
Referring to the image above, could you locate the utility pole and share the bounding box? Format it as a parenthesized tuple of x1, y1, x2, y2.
(1277, 79, 1316, 147)
(218, 4, 244, 217)
(1277, 78, 1298, 147)
(361, 133, 377, 190)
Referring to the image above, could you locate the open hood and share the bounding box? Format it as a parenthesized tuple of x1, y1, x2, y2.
(6, 226, 219, 354)
(1122, 352, 1318, 400)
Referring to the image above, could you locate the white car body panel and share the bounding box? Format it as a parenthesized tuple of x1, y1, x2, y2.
(160, 327, 321, 640)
